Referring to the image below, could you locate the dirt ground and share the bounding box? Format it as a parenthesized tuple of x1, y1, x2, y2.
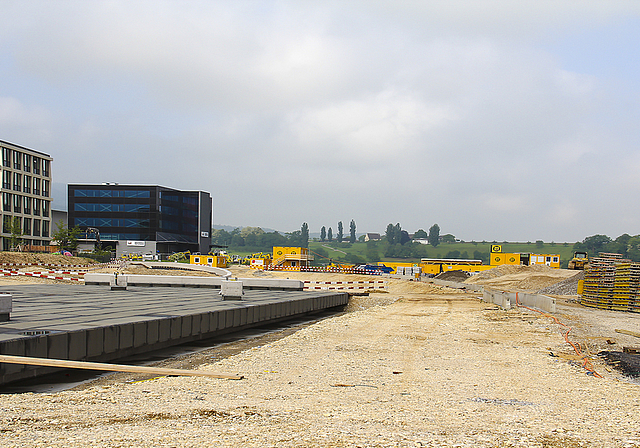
(1, 262, 640, 447)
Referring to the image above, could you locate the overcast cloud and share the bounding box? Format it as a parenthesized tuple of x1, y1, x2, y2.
(1, 1, 639, 242)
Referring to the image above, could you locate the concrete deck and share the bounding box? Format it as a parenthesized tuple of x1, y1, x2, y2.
(0, 284, 348, 385)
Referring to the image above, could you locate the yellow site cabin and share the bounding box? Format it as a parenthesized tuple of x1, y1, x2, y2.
(489, 245, 560, 268)
(189, 254, 228, 268)
(270, 246, 313, 268)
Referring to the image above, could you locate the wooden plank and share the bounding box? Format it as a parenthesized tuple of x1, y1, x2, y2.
(615, 329, 640, 339)
(0, 355, 243, 380)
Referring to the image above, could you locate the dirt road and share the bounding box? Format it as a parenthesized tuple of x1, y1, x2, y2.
(1, 275, 639, 447)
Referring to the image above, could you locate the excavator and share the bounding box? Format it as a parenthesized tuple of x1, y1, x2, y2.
(568, 251, 589, 270)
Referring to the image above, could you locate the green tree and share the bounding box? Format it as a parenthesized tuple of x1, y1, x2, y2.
(385, 223, 395, 244)
(327, 227, 333, 242)
(349, 220, 356, 243)
(337, 221, 343, 243)
(413, 229, 428, 239)
(365, 240, 379, 262)
(441, 234, 456, 243)
(9, 217, 23, 249)
(535, 240, 544, 248)
(428, 224, 440, 247)
(52, 221, 81, 252)
(320, 226, 326, 242)
(300, 222, 309, 248)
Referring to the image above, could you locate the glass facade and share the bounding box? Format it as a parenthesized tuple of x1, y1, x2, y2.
(68, 185, 211, 253)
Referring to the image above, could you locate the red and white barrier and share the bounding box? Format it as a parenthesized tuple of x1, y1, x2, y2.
(303, 280, 387, 291)
(0, 269, 85, 282)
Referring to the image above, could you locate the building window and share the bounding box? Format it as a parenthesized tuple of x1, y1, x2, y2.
(43, 180, 49, 197)
(23, 196, 31, 215)
(23, 218, 31, 236)
(33, 177, 40, 195)
(3, 216, 12, 233)
(13, 194, 21, 213)
(42, 200, 49, 217)
(42, 160, 50, 177)
(23, 154, 31, 172)
(2, 147, 10, 167)
(13, 150, 21, 170)
(32, 157, 40, 175)
(23, 175, 31, 193)
(33, 198, 40, 216)
(42, 220, 49, 237)
(33, 219, 41, 236)
(2, 171, 11, 189)
(3, 193, 11, 212)
(13, 172, 21, 191)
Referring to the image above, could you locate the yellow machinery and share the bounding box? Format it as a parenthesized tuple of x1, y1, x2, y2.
(568, 251, 588, 270)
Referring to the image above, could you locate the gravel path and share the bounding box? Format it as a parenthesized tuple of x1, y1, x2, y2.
(1, 280, 640, 447)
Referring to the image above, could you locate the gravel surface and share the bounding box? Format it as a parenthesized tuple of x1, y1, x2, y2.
(1, 265, 639, 447)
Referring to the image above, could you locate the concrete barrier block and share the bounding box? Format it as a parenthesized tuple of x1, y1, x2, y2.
(220, 280, 243, 300)
(239, 307, 247, 326)
(25, 335, 47, 359)
(158, 319, 170, 343)
(47, 332, 69, 359)
(226, 309, 235, 328)
(133, 322, 147, 348)
(181, 316, 192, 338)
(170, 317, 182, 340)
(246, 306, 255, 324)
(103, 326, 119, 353)
(146, 320, 159, 345)
(207, 312, 217, 332)
(0, 339, 26, 376)
(119, 323, 134, 351)
(68, 330, 87, 360)
(191, 314, 202, 335)
(258, 304, 268, 321)
(86, 328, 104, 358)
(0, 293, 11, 321)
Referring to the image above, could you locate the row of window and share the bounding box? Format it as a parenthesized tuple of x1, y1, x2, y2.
(74, 203, 151, 213)
(2, 215, 50, 237)
(2, 171, 49, 196)
(159, 220, 198, 233)
(1, 148, 50, 176)
(2, 193, 50, 216)
(157, 205, 197, 218)
(74, 218, 150, 228)
(99, 233, 149, 241)
(74, 189, 151, 198)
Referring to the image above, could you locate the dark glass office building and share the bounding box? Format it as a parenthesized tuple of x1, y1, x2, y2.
(68, 184, 212, 254)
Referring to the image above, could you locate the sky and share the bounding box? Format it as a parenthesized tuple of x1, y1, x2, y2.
(1, 1, 640, 243)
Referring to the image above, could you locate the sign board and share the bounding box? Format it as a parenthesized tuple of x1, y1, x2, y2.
(127, 241, 146, 247)
(491, 245, 502, 253)
(201, 231, 209, 238)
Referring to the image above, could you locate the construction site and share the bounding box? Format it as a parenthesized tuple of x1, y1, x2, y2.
(0, 250, 639, 447)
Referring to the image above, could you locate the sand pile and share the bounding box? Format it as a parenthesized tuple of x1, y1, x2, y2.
(0, 252, 97, 266)
(435, 270, 469, 282)
(465, 264, 577, 292)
